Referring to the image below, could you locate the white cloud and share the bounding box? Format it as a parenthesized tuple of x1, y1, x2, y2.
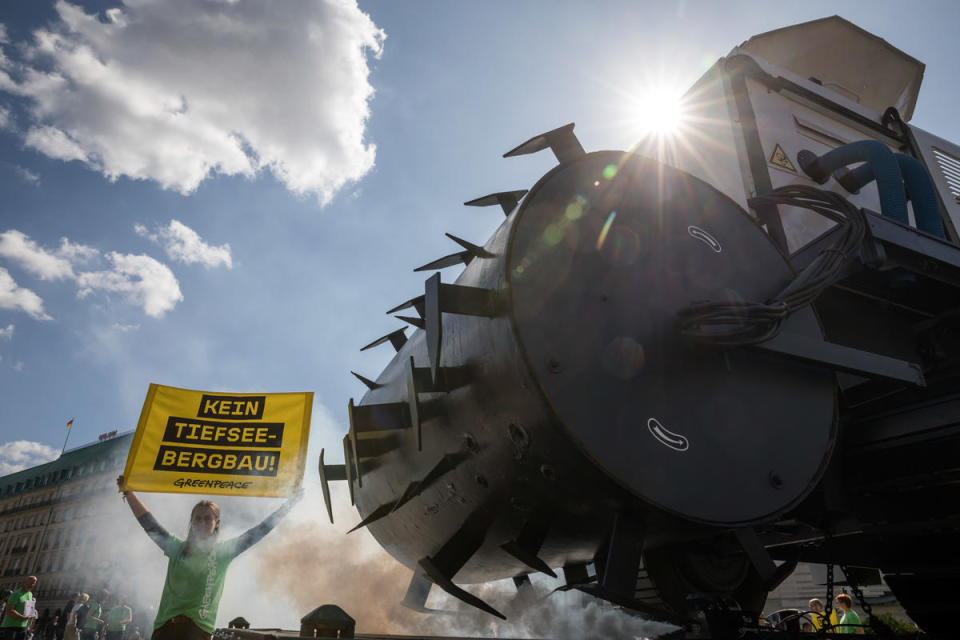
(0, 440, 59, 474)
(24, 125, 89, 162)
(0, 323, 12, 339)
(112, 322, 139, 332)
(57, 236, 98, 262)
(76, 252, 182, 317)
(0, 0, 384, 204)
(0, 267, 51, 320)
(11, 360, 23, 372)
(136, 220, 231, 268)
(0, 229, 76, 280)
(15, 166, 40, 184)
(0, 105, 9, 129)
(0, 24, 8, 45)
(0, 229, 183, 318)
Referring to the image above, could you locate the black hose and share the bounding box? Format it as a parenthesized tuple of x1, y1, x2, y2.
(676, 185, 866, 346)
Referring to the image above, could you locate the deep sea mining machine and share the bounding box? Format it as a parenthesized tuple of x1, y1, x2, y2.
(320, 16, 960, 637)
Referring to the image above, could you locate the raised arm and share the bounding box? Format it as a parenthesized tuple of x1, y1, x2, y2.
(231, 489, 303, 555)
(117, 476, 172, 551)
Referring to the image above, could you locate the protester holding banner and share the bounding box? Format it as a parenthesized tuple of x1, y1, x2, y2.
(117, 476, 301, 640)
(1, 575, 37, 640)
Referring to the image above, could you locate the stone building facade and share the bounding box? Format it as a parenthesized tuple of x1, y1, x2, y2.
(0, 432, 132, 615)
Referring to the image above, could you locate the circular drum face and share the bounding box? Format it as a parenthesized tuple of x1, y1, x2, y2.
(508, 152, 836, 525)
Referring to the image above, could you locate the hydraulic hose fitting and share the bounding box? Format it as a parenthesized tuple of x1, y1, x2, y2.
(796, 140, 908, 226)
(834, 153, 944, 238)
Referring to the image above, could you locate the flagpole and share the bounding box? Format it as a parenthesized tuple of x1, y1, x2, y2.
(60, 418, 74, 457)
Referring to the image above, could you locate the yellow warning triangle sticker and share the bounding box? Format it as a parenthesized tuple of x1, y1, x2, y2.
(769, 144, 796, 172)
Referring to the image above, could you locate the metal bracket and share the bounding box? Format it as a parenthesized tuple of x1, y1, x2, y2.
(341, 435, 355, 505)
(400, 566, 455, 615)
(753, 331, 926, 386)
(600, 512, 645, 597)
(425, 272, 501, 383)
(405, 356, 423, 451)
(734, 527, 798, 591)
(346, 399, 362, 489)
(317, 448, 346, 525)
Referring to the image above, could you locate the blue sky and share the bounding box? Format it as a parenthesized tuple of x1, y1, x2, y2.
(2, 0, 960, 474)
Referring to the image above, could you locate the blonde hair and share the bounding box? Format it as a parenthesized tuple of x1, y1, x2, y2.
(79, 593, 89, 603)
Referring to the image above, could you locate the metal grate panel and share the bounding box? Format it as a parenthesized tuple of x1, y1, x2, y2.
(932, 147, 960, 201)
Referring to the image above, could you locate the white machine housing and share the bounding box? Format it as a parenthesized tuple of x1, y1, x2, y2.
(641, 16, 960, 255)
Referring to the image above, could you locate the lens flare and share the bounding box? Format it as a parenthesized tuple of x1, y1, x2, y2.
(596, 211, 617, 250)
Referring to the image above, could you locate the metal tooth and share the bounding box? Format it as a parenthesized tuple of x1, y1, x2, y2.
(414, 252, 470, 272)
(414, 233, 495, 272)
(501, 540, 556, 578)
(446, 232, 494, 257)
(396, 315, 425, 330)
(464, 190, 528, 216)
(503, 122, 585, 164)
(419, 557, 505, 619)
(347, 451, 470, 531)
(387, 295, 425, 317)
(347, 501, 395, 534)
(360, 328, 407, 352)
(350, 371, 382, 390)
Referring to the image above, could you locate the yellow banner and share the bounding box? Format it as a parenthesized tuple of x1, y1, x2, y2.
(121, 383, 312, 497)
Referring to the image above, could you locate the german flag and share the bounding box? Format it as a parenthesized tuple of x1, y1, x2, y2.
(66, 419, 73, 429)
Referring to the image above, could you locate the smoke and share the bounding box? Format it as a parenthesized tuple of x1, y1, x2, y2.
(93, 401, 677, 638)
(246, 482, 678, 638)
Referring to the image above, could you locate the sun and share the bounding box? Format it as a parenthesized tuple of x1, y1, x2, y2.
(632, 86, 687, 137)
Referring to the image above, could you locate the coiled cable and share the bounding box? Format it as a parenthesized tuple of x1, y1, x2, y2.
(676, 185, 866, 346)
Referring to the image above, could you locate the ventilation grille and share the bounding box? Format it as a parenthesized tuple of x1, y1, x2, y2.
(932, 147, 960, 202)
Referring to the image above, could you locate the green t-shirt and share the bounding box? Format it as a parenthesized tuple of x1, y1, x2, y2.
(1, 588, 34, 628)
(107, 605, 132, 632)
(838, 609, 862, 634)
(154, 536, 243, 633)
(82, 600, 102, 630)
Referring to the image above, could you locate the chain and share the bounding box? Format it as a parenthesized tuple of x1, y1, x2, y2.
(838, 563, 883, 634)
(838, 564, 873, 618)
(823, 562, 835, 631)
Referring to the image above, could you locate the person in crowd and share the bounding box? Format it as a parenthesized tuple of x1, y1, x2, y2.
(117, 476, 301, 640)
(1, 576, 38, 640)
(78, 590, 107, 640)
(55, 595, 78, 640)
(809, 597, 840, 631)
(63, 593, 87, 640)
(834, 593, 865, 634)
(35, 609, 49, 640)
(104, 595, 132, 640)
(45, 610, 59, 640)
